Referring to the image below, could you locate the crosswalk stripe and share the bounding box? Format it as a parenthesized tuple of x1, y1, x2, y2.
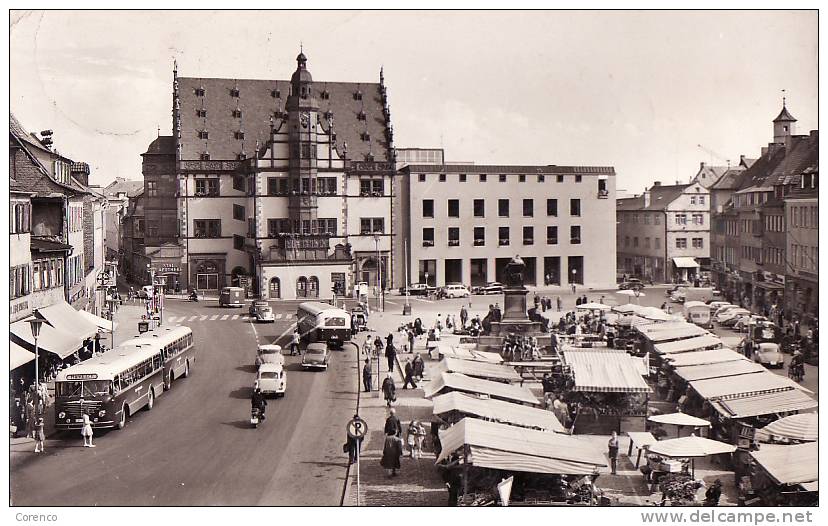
(231, 314, 239, 320)
(275, 313, 283, 319)
(210, 315, 219, 321)
(284, 313, 293, 319)
(199, 315, 208, 321)
(220, 315, 229, 320)
(167, 316, 179, 323)
(187, 316, 198, 322)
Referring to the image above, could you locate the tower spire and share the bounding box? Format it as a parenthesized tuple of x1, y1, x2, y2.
(782, 88, 786, 108)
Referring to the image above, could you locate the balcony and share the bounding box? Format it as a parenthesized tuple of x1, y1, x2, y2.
(422, 240, 434, 247)
(448, 239, 460, 247)
(597, 189, 610, 199)
(473, 239, 485, 247)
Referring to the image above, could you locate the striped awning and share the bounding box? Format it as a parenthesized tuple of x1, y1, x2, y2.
(434, 357, 522, 383)
(690, 371, 813, 401)
(640, 325, 709, 343)
(424, 372, 539, 406)
(432, 392, 565, 432)
(565, 351, 650, 393)
(755, 413, 818, 443)
(664, 348, 746, 368)
(750, 442, 818, 486)
(712, 389, 818, 419)
(673, 360, 766, 382)
(654, 334, 723, 355)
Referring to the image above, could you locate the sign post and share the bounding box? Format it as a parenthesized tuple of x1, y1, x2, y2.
(346, 416, 368, 506)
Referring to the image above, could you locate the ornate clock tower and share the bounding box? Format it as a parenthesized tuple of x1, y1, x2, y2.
(286, 51, 320, 235)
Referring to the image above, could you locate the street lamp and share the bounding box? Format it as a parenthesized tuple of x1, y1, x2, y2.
(28, 314, 47, 416)
(373, 234, 383, 312)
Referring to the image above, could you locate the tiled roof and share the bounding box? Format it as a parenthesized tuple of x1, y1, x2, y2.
(616, 195, 644, 211)
(764, 133, 818, 187)
(176, 70, 391, 162)
(403, 164, 615, 175)
(30, 237, 73, 253)
(142, 136, 175, 156)
(104, 177, 145, 198)
(727, 146, 788, 192)
(773, 105, 796, 123)
(711, 167, 748, 190)
(616, 184, 689, 211)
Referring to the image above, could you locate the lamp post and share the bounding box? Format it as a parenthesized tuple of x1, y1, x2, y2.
(402, 241, 411, 315)
(28, 314, 47, 416)
(107, 297, 117, 349)
(373, 234, 383, 312)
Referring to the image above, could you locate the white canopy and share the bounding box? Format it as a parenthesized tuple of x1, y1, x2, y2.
(646, 434, 736, 458)
(10, 340, 36, 370)
(432, 392, 565, 432)
(654, 334, 722, 355)
(750, 442, 818, 486)
(437, 345, 503, 363)
(648, 412, 711, 428)
(424, 372, 539, 406)
(616, 289, 646, 298)
(577, 302, 611, 311)
(755, 413, 818, 443)
(77, 309, 117, 332)
(434, 357, 522, 383)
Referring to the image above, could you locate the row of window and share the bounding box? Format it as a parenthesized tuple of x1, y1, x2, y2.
(623, 236, 662, 249)
(674, 213, 705, 226)
(69, 205, 83, 233)
(791, 244, 818, 272)
(734, 191, 769, 208)
(10, 264, 30, 299)
(620, 213, 661, 225)
(193, 217, 377, 238)
(764, 214, 784, 232)
(422, 198, 578, 219)
(764, 247, 785, 267)
(267, 218, 338, 237)
(115, 354, 164, 394)
(267, 177, 338, 196)
(66, 255, 83, 288)
(163, 333, 194, 361)
(32, 258, 65, 292)
(790, 205, 818, 229)
(10, 202, 31, 234)
(741, 246, 762, 263)
(192, 87, 358, 100)
(688, 195, 706, 205)
(675, 238, 704, 249)
(418, 173, 591, 184)
(422, 226, 580, 247)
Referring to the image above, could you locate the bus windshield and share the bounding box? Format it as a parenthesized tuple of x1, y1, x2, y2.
(56, 380, 113, 398)
(325, 317, 346, 327)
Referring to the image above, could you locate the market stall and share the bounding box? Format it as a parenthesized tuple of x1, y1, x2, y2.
(432, 391, 566, 432)
(436, 418, 608, 505)
(562, 350, 651, 434)
(746, 442, 818, 506)
(437, 345, 504, 363)
(653, 334, 723, 355)
(424, 371, 540, 406)
(434, 357, 522, 383)
(648, 412, 711, 438)
(754, 413, 818, 444)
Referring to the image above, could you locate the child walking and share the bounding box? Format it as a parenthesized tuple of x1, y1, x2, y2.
(82, 414, 95, 448)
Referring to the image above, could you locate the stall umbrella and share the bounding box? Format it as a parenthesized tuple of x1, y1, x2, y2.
(648, 411, 712, 438)
(645, 433, 737, 477)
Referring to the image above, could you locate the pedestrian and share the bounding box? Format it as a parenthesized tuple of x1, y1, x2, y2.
(412, 353, 425, 381)
(374, 335, 384, 357)
(81, 414, 95, 448)
(385, 341, 397, 373)
(381, 374, 396, 407)
(362, 336, 372, 357)
(493, 303, 502, 322)
(556, 296, 562, 312)
(608, 431, 619, 474)
(403, 358, 417, 389)
(24, 398, 35, 439)
(344, 434, 361, 465)
(459, 306, 468, 328)
(575, 296, 582, 307)
(386, 332, 394, 348)
(362, 358, 372, 392)
(384, 407, 402, 437)
(380, 432, 403, 477)
(408, 329, 415, 354)
(33, 417, 45, 453)
(581, 295, 588, 305)
(571, 283, 576, 295)
(704, 479, 723, 506)
(435, 314, 443, 331)
(406, 420, 418, 458)
(290, 328, 300, 356)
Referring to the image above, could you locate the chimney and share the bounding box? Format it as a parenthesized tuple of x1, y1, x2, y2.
(70, 162, 91, 186)
(652, 181, 661, 186)
(700, 162, 706, 170)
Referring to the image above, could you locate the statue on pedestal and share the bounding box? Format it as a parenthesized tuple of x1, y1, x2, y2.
(503, 255, 526, 288)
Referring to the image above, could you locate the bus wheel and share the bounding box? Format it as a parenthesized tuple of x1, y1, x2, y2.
(147, 389, 155, 411)
(184, 361, 190, 378)
(117, 406, 127, 430)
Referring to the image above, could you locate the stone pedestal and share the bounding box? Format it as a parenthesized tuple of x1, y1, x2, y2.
(477, 285, 550, 354)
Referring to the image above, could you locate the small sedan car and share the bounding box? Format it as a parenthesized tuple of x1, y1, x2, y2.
(255, 363, 286, 397)
(733, 315, 769, 333)
(254, 305, 276, 323)
(753, 342, 784, 368)
(717, 308, 751, 326)
(443, 284, 471, 298)
(482, 282, 504, 295)
(301, 342, 330, 370)
(619, 278, 645, 291)
(249, 300, 269, 317)
(256, 344, 285, 368)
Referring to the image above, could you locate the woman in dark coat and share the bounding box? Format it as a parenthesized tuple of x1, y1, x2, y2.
(380, 433, 403, 476)
(381, 374, 396, 407)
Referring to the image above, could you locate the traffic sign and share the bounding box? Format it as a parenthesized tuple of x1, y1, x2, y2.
(346, 416, 368, 439)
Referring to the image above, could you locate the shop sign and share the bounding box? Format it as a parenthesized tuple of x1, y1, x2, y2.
(156, 264, 181, 274)
(761, 271, 785, 285)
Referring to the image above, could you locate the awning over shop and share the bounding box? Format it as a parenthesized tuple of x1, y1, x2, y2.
(662, 348, 745, 368)
(434, 357, 522, 383)
(77, 309, 117, 332)
(10, 317, 84, 360)
(754, 281, 785, 291)
(638, 321, 696, 334)
(432, 392, 565, 433)
(37, 301, 98, 340)
(648, 412, 711, 428)
(672, 257, 700, 269)
(690, 371, 812, 401)
(564, 351, 650, 393)
(712, 389, 818, 419)
(641, 325, 709, 343)
(10, 340, 36, 370)
(749, 442, 818, 486)
(654, 334, 722, 355)
(437, 345, 503, 363)
(424, 372, 539, 406)
(755, 413, 818, 443)
(800, 481, 818, 493)
(437, 418, 607, 474)
(673, 360, 766, 382)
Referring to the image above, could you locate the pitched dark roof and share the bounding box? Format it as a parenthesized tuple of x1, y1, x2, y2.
(615, 184, 689, 211)
(403, 164, 615, 175)
(30, 237, 72, 253)
(176, 68, 391, 162)
(104, 177, 145, 198)
(616, 195, 645, 211)
(764, 132, 819, 187)
(727, 146, 788, 192)
(711, 167, 748, 190)
(773, 105, 797, 123)
(142, 136, 175, 156)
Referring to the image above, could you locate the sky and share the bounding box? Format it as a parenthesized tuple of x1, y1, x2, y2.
(9, 10, 818, 193)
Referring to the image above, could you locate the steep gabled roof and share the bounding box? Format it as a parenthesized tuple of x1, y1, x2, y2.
(616, 195, 644, 211)
(711, 167, 747, 190)
(773, 105, 797, 123)
(764, 133, 819, 187)
(104, 177, 145, 198)
(142, 135, 175, 156)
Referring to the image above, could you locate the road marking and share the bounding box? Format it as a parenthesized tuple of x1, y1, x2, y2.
(199, 315, 208, 321)
(275, 313, 283, 319)
(385, 300, 398, 306)
(187, 316, 198, 322)
(284, 313, 293, 319)
(413, 297, 433, 304)
(220, 314, 229, 320)
(210, 315, 219, 321)
(231, 315, 239, 320)
(273, 322, 298, 345)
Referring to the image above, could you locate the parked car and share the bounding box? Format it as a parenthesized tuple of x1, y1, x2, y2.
(255, 363, 286, 397)
(249, 300, 269, 316)
(618, 278, 645, 291)
(219, 286, 245, 307)
(733, 315, 769, 333)
(399, 283, 430, 296)
(708, 301, 732, 311)
(712, 304, 741, 318)
(442, 284, 471, 298)
(256, 344, 285, 368)
(481, 282, 504, 295)
(301, 342, 330, 370)
(255, 305, 276, 323)
(138, 285, 155, 299)
(753, 342, 784, 368)
(717, 308, 751, 326)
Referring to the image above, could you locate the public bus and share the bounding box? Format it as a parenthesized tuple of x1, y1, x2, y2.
(121, 326, 196, 390)
(54, 344, 166, 431)
(296, 301, 351, 348)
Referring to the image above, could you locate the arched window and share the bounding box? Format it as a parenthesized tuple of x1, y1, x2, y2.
(269, 277, 281, 299)
(296, 276, 308, 298)
(308, 276, 319, 298)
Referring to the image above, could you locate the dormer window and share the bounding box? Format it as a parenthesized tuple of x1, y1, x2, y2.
(234, 131, 245, 140)
(232, 109, 242, 118)
(230, 88, 240, 97)
(197, 130, 209, 139)
(195, 87, 205, 97)
(321, 90, 330, 100)
(196, 109, 207, 118)
(353, 91, 363, 101)
(200, 152, 210, 160)
(357, 111, 367, 121)
(271, 89, 281, 98)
